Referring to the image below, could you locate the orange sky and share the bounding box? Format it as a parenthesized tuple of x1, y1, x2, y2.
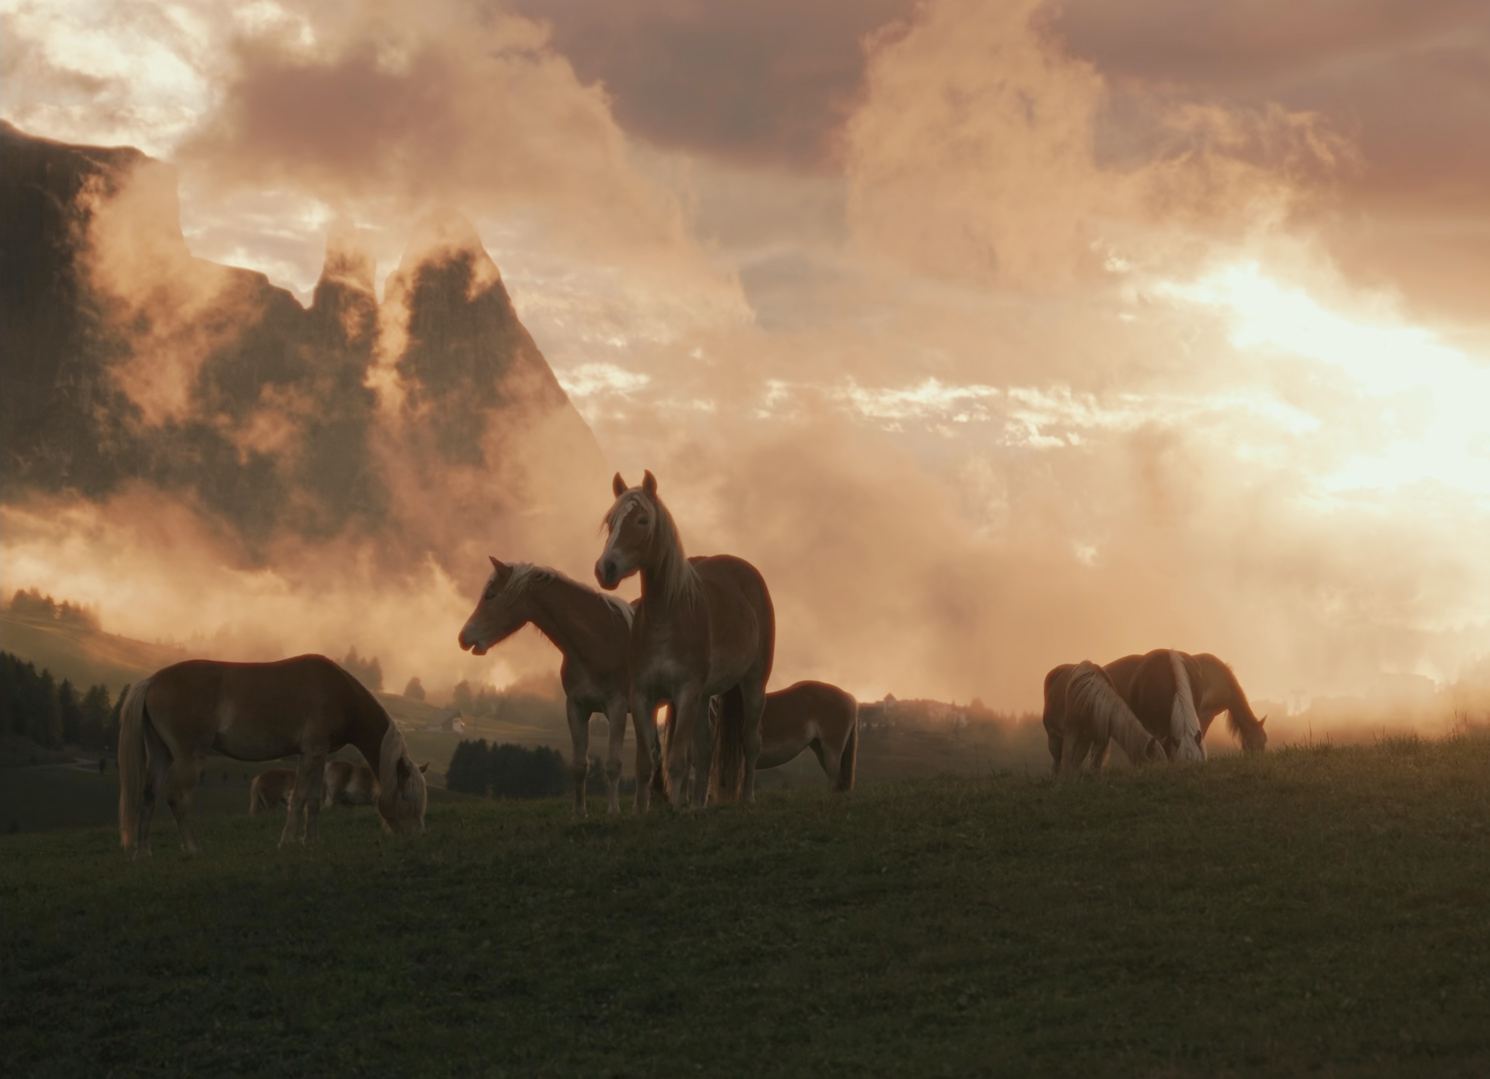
(3, 0, 1488, 716)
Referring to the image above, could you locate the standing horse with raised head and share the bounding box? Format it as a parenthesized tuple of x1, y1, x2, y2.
(459, 559, 637, 815)
(595, 471, 775, 809)
(118, 654, 428, 856)
(1055, 661, 1167, 775)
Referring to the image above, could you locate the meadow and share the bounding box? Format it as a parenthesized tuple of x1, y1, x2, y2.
(4, 733, 1488, 1077)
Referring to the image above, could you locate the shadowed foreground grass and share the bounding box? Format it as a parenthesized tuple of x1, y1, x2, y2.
(4, 736, 1488, 1077)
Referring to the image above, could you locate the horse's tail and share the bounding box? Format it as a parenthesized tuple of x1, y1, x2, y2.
(117, 679, 152, 850)
(248, 777, 260, 815)
(711, 687, 747, 803)
(1169, 650, 1205, 761)
(1068, 662, 1161, 766)
(836, 698, 859, 792)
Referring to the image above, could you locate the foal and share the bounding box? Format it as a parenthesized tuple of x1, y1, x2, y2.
(459, 559, 636, 815)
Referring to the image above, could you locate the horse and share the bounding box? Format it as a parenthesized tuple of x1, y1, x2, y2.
(698, 680, 858, 794)
(458, 559, 637, 816)
(322, 759, 391, 808)
(118, 654, 428, 856)
(249, 768, 296, 814)
(1041, 663, 1076, 773)
(595, 470, 775, 809)
(1112, 649, 1206, 762)
(1105, 650, 1263, 755)
(1192, 653, 1268, 752)
(1055, 661, 1167, 775)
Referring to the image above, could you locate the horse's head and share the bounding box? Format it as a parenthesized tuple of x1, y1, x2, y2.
(596, 470, 660, 590)
(378, 755, 429, 834)
(375, 723, 428, 834)
(1163, 727, 1207, 762)
(459, 557, 532, 655)
(1240, 714, 1268, 753)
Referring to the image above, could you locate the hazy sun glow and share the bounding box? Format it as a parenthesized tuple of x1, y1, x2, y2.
(1161, 263, 1490, 500)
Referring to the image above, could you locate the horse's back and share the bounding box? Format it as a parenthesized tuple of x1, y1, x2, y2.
(768, 680, 856, 733)
(691, 554, 776, 680)
(145, 655, 368, 759)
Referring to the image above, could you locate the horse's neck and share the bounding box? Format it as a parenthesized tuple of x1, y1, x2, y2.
(1200, 656, 1256, 724)
(528, 576, 624, 671)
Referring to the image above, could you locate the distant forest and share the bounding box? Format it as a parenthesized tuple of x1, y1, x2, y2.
(0, 650, 123, 751)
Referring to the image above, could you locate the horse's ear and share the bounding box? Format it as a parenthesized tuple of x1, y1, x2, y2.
(419, 762, 429, 774)
(612, 473, 627, 497)
(489, 555, 503, 570)
(642, 470, 657, 496)
(1258, 714, 1267, 727)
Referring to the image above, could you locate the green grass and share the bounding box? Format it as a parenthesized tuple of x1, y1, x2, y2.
(4, 736, 1489, 1078)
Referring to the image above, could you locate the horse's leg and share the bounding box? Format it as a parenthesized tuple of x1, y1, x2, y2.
(164, 755, 204, 856)
(565, 698, 591, 818)
(688, 694, 714, 809)
(1090, 735, 1112, 774)
(630, 694, 659, 813)
(603, 698, 628, 816)
(810, 737, 838, 788)
(738, 678, 767, 805)
(303, 755, 327, 843)
(667, 684, 704, 808)
(137, 723, 172, 856)
(280, 756, 323, 846)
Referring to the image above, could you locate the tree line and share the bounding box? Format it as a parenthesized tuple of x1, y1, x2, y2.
(0, 652, 124, 751)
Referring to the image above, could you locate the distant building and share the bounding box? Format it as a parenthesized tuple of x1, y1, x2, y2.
(426, 707, 466, 734)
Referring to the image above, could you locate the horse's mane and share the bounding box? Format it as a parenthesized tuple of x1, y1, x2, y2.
(1195, 653, 1260, 737)
(604, 489, 699, 610)
(503, 563, 635, 628)
(1169, 650, 1204, 758)
(1067, 661, 1158, 764)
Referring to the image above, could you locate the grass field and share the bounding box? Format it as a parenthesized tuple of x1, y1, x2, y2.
(4, 733, 1488, 1077)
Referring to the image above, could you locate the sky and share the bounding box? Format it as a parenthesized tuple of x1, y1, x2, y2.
(3, 0, 1488, 719)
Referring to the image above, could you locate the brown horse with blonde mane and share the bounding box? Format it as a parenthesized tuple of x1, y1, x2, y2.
(1049, 661, 1167, 775)
(1105, 650, 1264, 755)
(1046, 649, 1265, 770)
(595, 471, 775, 808)
(712, 680, 859, 795)
(459, 559, 637, 815)
(119, 654, 427, 855)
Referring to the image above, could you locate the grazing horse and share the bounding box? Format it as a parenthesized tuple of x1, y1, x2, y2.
(1192, 653, 1267, 752)
(1105, 650, 1264, 755)
(249, 768, 296, 814)
(1054, 662, 1167, 775)
(118, 655, 428, 856)
(700, 680, 859, 794)
(458, 559, 636, 816)
(1113, 649, 1206, 762)
(595, 471, 775, 809)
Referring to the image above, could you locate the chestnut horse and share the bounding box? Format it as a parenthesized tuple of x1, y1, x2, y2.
(459, 559, 637, 816)
(119, 654, 427, 855)
(595, 471, 775, 809)
(1105, 650, 1261, 756)
(700, 680, 859, 795)
(1054, 661, 1167, 775)
(1192, 653, 1268, 752)
(249, 768, 296, 814)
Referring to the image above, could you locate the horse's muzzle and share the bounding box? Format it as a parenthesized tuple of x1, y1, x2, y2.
(595, 558, 620, 590)
(457, 627, 488, 656)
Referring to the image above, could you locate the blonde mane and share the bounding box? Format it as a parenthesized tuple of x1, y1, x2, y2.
(1068, 661, 1161, 765)
(604, 489, 699, 610)
(502, 562, 635, 628)
(1169, 650, 1205, 760)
